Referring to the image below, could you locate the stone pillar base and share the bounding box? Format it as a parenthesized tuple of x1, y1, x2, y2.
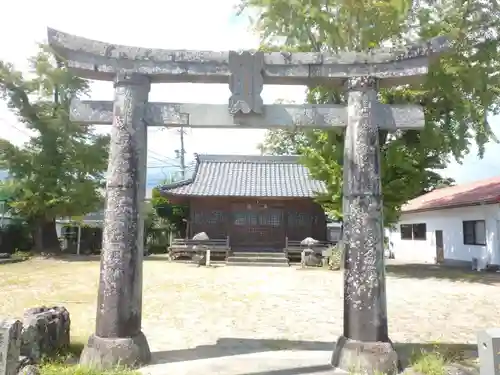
(79, 332, 151, 370)
(331, 336, 399, 375)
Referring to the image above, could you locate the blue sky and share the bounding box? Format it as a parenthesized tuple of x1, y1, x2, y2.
(0, 0, 498, 187)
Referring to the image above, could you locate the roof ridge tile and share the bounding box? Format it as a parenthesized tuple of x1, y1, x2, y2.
(161, 154, 325, 198)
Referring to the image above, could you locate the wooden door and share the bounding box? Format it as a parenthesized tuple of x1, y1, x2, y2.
(435, 230, 444, 264)
(231, 204, 284, 250)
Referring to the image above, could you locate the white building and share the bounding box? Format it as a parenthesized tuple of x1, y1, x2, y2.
(388, 176, 500, 267)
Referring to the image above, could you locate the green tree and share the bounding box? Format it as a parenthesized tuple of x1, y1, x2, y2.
(241, 0, 498, 223)
(0, 48, 109, 253)
(150, 177, 189, 237)
(257, 129, 308, 155)
(0, 179, 21, 212)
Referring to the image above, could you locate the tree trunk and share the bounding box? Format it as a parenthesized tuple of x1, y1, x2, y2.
(32, 217, 61, 254)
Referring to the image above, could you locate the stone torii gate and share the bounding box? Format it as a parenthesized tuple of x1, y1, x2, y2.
(48, 28, 449, 373)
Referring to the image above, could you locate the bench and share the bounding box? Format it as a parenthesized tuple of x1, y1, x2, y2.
(283, 237, 335, 264)
(168, 237, 231, 262)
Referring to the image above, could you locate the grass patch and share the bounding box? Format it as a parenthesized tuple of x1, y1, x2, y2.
(38, 342, 140, 375)
(347, 350, 456, 374)
(408, 343, 475, 375)
(40, 363, 140, 375)
(11, 250, 33, 260)
(410, 351, 447, 375)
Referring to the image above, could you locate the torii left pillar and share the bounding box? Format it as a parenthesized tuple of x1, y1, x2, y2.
(80, 72, 152, 369)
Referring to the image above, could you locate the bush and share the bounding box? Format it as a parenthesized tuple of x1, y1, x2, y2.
(12, 250, 32, 259)
(411, 351, 447, 375)
(146, 228, 170, 254)
(327, 245, 343, 270)
(0, 221, 33, 253)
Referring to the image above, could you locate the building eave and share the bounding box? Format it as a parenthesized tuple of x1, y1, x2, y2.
(402, 198, 500, 215)
(159, 194, 321, 199)
(159, 154, 201, 196)
(158, 153, 324, 198)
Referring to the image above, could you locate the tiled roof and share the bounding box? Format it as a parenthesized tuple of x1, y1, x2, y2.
(402, 176, 500, 213)
(160, 154, 326, 198)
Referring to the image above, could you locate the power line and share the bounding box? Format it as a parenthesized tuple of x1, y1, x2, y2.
(148, 148, 177, 161)
(174, 126, 187, 178)
(0, 118, 32, 138)
(0, 118, 186, 173)
(147, 165, 181, 169)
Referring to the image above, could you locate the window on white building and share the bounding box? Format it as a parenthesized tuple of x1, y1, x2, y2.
(400, 224, 413, 239)
(463, 220, 486, 245)
(400, 223, 427, 240)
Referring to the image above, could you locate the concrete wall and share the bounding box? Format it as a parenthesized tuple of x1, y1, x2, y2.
(388, 204, 500, 266)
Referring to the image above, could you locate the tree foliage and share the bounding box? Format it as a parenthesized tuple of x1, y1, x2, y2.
(0, 179, 22, 210)
(150, 177, 189, 237)
(0, 48, 109, 252)
(240, 0, 499, 223)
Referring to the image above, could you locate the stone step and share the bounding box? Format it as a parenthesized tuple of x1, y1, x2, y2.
(226, 251, 289, 267)
(231, 252, 286, 258)
(227, 256, 289, 264)
(225, 262, 290, 267)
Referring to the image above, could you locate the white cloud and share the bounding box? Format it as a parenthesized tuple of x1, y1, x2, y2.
(1, 0, 498, 184)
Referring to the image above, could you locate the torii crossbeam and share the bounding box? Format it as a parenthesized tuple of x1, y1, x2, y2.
(48, 27, 450, 374)
(70, 100, 424, 130)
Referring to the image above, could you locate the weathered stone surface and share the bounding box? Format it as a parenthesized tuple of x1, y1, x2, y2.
(80, 73, 151, 369)
(333, 74, 417, 372)
(17, 365, 40, 375)
(94, 72, 149, 339)
(228, 51, 264, 115)
(192, 249, 207, 267)
(192, 232, 209, 241)
(301, 249, 322, 268)
(21, 306, 70, 362)
(47, 28, 449, 86)
(301, 237, 319, 246)
(70, 100, 423, 130)
(0, 253, 11, 259)
(0, 319, 22, 375)
(331, 336, 399, 375)
(341, 76, 391, 343)
(80, 333, 151, 370)
(192, 233, 209, 266)
(70, 100, 189, 126)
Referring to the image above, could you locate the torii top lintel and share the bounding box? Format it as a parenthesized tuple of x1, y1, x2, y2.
(47, 28, 450, 88)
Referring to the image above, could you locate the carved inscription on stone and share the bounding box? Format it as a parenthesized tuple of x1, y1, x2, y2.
(0, 319, 22, 375)
(228, 51, 264, 115)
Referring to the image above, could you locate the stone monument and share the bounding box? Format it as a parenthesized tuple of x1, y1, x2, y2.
(0, 319, 23, 375)
(48, 28, 449, 372)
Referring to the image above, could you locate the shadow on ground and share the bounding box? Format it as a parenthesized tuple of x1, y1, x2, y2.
(56, 254, 175, 262)
(57, 255, 228, 267)
(150, 337, 478, 369)
(385, 262, 500, 285)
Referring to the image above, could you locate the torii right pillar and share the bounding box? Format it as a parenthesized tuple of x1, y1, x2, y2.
(332, 75, 419, 374)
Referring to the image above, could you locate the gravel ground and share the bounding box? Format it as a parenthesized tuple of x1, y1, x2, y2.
(0, 257, 494, 364)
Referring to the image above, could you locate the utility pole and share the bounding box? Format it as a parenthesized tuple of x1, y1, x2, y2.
(174, 126, 187, 179)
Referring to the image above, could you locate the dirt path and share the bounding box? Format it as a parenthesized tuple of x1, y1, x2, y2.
(0, 258, 495, 359)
